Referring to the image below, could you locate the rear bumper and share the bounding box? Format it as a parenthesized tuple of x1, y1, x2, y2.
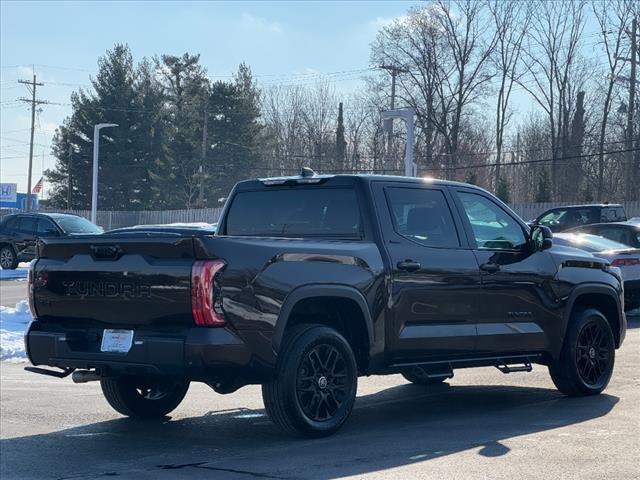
(25, 322, 256, 382)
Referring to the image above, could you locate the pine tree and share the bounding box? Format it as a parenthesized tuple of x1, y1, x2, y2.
(154, 53, 210, 208)
(47, 44, 159, 210)
(535, 168, 551, 202)
(496, 176, 511, 203)
(206, 64, 262, 202)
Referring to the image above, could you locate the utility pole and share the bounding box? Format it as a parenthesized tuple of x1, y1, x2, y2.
(67, 145, 73, 210)
(199, 110, 208, 207)
(625, 17, 637, 198)
(18, 74, 45, 211)
(380, 65, 408, 172)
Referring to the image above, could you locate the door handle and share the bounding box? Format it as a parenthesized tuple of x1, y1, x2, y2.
(397, 260, 421, 272)
(480, 262, 500, 274)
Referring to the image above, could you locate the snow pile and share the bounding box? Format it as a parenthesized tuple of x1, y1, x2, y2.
(0, 300, 32, 361)
(0, 267, 28, 281)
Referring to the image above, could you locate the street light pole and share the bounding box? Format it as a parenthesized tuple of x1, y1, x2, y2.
(382, 108, 416, 177)
(91, 123, 118, 223)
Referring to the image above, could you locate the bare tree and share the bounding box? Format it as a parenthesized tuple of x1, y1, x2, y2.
(592, 0, 634, 199)
(434, 0, 498, 179)
(488, 0, 526, 189)
(518, 0, 587, 200)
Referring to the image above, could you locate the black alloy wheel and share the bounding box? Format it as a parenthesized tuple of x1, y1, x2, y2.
(575, 320, 613, 387)
(549, 308, 615, 396)
(296, 344, 348, 422)
(262, 324, 358, 437)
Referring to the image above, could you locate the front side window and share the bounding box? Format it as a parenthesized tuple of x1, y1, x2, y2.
(225, 188, 361, 238)
(385, 187, 460, 247)
(17, 217, 37, 234)
(458, 192, 526, 250)
(538, 209, 565, 227)
(36, 218, 58, 235)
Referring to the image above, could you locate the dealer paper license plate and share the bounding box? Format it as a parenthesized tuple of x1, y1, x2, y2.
(100, 329, 134, 353)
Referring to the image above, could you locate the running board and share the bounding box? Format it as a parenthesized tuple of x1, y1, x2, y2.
(494, 359, 533, 374)
(24, 366, 75, 378)
(389, 353, 542, 373)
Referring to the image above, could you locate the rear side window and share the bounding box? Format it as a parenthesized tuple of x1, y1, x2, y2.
(1, 216, 19, 230)
(17, 217, 37, 234)
(601, 207, 626, 222)
(385, 187, 460, 247)
(225, 188, 361, 238)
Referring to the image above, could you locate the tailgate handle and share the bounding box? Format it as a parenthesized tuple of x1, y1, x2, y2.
(90, 245, 123, 260)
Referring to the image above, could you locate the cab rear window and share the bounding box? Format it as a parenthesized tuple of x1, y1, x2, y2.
(224, 188, 362, 238)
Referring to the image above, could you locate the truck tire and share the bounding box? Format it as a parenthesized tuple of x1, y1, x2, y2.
(549, 308, 615, 397)
(100, 376, 190, 418)
(401, 367, 448, 385)
(0, 246, 18, 270)
(262, 325, 358, 437)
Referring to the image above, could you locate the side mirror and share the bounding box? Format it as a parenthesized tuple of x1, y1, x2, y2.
(531, 225, 553, 251)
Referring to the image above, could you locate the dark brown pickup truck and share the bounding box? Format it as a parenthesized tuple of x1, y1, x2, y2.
(25, 172, 626, 437)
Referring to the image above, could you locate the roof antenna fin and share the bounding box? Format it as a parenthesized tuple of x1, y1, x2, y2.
(300, 167, 316, 178)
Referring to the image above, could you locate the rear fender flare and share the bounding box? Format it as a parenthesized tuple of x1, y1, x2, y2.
(272, 284, 374, 355)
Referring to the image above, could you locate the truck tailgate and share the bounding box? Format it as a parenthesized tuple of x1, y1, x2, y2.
(33, 236, 200, 326)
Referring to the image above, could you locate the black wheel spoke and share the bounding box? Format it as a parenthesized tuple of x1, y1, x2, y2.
(296, 343, 350, 422)
(575, 320, 612, 387)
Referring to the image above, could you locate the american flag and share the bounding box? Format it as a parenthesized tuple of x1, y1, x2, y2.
(32, 177, 43, 194)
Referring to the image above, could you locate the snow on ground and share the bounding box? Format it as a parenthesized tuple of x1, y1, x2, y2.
(0, 266, 28, 281)
(0, 301, 32, 361)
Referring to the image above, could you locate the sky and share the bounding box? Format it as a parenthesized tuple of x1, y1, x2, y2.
(1, 1, 605, 197)
(0, 0, 418, 195)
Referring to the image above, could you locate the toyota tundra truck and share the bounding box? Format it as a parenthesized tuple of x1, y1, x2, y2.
(24, 171, 627, 437)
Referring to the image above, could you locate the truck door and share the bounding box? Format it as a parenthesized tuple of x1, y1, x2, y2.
(451, 188, 558, 355)
(373, 182, 481, 361)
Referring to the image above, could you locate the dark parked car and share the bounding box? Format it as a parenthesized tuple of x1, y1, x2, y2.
(532, 204, 627, 232)
(568, 221, 640, 249)
(25, 173, 626, 437)
(0, 213, 102, 270)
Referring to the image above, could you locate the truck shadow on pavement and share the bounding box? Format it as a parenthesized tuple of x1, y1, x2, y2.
(0, 382, 619, 479)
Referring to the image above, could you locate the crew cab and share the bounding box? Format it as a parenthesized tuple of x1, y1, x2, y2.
(25, 172, 627, 437)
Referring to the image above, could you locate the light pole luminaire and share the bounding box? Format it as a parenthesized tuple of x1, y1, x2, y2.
(381, 108, 416, 177)
(91, 123, 118, 223)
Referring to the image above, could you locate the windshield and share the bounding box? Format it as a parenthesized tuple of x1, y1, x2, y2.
(54, 216, 102, 234)
(556, 233, 629, 252)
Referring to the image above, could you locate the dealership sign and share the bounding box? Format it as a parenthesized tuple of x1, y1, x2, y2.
(0, 183, 18, 207)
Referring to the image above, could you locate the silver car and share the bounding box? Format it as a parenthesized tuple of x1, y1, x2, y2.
(554, 233, 640, 311)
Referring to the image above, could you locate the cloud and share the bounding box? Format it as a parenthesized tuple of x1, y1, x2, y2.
(240, 13, 283, 34)
(16, 66, 34, 77)
(369, 15, 408, 30)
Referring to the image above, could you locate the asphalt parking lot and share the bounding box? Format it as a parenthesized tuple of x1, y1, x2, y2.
(1, 299, 638, 480)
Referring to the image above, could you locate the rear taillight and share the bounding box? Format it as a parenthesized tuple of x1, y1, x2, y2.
(191, 260, 226, 326)
(27, 263, 36, 318)
(611, 258, 640, 267)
